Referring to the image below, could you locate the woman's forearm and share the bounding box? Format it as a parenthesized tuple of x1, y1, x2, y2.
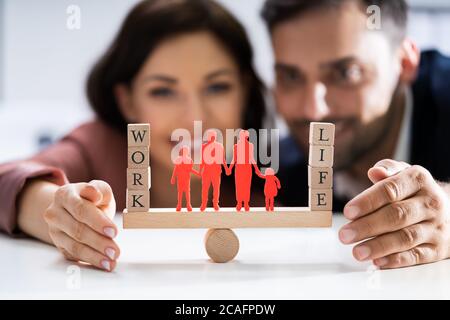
(17, 179, 59, 244)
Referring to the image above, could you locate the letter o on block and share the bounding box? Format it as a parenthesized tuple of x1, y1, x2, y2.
(128, 147, 149, 168)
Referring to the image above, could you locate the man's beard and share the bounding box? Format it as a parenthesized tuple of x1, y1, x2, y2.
(287, 105, 397, 171)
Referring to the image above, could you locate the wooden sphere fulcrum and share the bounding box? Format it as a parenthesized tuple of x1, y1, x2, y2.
(204, 228, 239, 263)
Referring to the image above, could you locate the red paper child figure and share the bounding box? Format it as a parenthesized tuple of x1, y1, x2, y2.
(199, 130, 228, 211)
(170, 146, 200, 212)
(227, 130, 262, 212)
(257, 168, 281, 211)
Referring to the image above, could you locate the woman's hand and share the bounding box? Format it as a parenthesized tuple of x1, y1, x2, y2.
(43, 180, 120, 272)
(339, 159, 450, 269)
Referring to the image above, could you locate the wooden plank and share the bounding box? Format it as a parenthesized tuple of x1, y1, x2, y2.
(122, 207, 332, 229)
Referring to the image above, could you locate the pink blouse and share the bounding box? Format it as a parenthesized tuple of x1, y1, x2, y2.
(0, 120, 127, 235)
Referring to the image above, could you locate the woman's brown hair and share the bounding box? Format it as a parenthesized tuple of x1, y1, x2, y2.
(86, 0, 266, 133)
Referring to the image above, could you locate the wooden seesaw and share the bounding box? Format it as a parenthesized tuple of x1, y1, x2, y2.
(123, 122, 335, 263)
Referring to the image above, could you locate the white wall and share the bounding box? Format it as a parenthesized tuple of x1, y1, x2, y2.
(0, 0, 449, 162)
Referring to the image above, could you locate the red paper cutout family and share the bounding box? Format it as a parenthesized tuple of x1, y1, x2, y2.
(170, 130, 281, 212)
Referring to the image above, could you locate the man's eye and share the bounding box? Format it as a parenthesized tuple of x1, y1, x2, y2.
(277, 70, 302, 86)
(206, 83, 231, 94)
(149, 87, 174, 97)
(337, 65, 363, 84)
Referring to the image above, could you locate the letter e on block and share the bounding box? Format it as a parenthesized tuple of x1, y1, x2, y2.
(309, 188, 332, 211)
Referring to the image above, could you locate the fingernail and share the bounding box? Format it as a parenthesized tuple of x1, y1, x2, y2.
(105, 248, 116, 260)
(345, 206, 360, 219)
(104, 227, 116, 239)
(339, 228, 356, 243)
(376, 165, 398, 176)
(101, 260, 111, 271)
(374, 257, 388, 267)
(355, 245, 371, 260)
(385, 167, 397, 176)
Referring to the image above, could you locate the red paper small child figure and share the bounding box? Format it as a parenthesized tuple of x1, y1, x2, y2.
(171, 146, 200, 212)
(257, 168, 281, 211)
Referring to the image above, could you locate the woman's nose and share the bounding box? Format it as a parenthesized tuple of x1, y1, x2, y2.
(183, 93, 205, 123)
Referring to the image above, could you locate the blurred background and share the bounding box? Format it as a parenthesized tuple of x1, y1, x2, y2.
(0, 0, 449, 163)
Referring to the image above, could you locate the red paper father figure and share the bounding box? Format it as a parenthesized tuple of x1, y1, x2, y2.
(199, 130, 229, 211)
(170, 146, 200, 212)
(227, 130, 262, 211)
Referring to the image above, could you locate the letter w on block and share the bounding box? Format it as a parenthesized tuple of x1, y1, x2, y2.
(128, 124, 150, 147)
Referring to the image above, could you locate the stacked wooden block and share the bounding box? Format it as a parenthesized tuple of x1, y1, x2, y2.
(127, 124, 151, 212)
(308, 122, 335, 211)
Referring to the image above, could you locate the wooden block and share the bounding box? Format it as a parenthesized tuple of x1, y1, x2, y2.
(122, 207, 332, 228)
(308, 166, 333, 188)
(309, 188, 332, 211)
(128, 146, 149, 168)
(126, 189, 149, 212)
(308, 145, 334, 167)
(204, 229, 239, 263)
(309, 122, 335, 146)
(128, 123, 150, 147)
(127, 168, 151, 190)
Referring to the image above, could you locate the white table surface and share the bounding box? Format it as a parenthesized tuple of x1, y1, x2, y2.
(1, 213, 450, 299)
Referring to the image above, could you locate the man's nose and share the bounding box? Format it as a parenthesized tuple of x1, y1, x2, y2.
(302, 82, 330, 121)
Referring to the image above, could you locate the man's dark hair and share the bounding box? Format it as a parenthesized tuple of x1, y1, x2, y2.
(261, 0, 408, 44)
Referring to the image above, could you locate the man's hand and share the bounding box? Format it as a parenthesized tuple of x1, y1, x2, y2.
(339, 159, 450, 269)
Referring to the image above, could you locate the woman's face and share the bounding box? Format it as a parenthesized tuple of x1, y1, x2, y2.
(117, 31, 245, 172)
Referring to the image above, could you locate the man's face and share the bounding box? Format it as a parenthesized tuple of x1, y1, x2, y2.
(272, 1, 402, 169)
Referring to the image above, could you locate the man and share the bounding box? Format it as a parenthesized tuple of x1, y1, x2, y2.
(199, 130, 228, 211)
(261, 0, 450, 268)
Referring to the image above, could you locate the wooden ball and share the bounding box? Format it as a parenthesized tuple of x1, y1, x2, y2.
(204, 228, 239, 263)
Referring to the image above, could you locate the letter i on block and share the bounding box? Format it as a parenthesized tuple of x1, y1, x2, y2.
(127, 124, 150, 212)
(308, 122, 335, 211)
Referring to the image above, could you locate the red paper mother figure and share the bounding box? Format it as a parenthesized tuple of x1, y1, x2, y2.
(227, 130, 262, 211)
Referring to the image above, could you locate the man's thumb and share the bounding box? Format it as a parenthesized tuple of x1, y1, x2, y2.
(368, 159, 411, 184)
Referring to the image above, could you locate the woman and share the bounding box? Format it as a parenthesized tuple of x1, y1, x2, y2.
(227, 130, 262, 211)
(0, 0, 266, 271)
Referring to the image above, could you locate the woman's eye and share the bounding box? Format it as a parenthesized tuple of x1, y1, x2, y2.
(149, 87, 174, 97)
(205, 83, 231, 94)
